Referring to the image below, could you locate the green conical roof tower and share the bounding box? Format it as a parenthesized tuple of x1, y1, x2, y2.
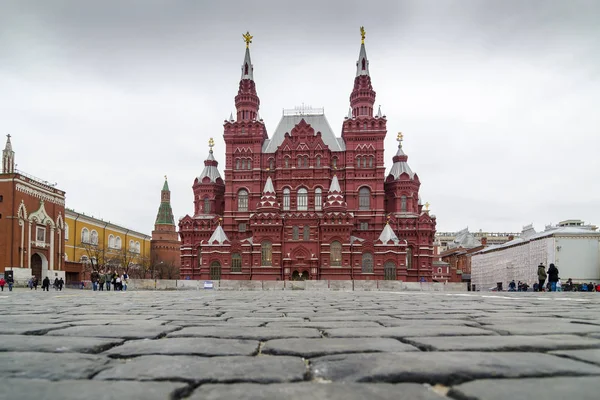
(155, 175, 175, 225)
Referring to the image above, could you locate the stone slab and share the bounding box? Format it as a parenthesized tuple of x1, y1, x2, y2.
(262, 338, 418, 358)
(310, 352, 600, 384)
(265, 321, 383, 329)
(407, 334, 600, 352)
(94, 355, 306, 383)
(0, 352, 109, 380)
(0, 324, 71, 335)
(190, 382, 442, 400)
(167, 327, 321, 340)
(46, 324, 179, 339)
(104, 337, 259, 357)
(0, 334, 123, 353)
(450, 376, 600, 400)
(550, 348, 600, 366)
(481, 321, 600, 335)
(0, 379, 186, 400)
(324, 326, 496, 339)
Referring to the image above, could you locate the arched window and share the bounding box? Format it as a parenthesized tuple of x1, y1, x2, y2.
(362, 157, 367, 168)
(315, 188, 322, 211)
(241, 159, 246, 170)
(316, 156, 321, 167)
(129, 240, 134, 252)
(64, 224, 69, 240)
(356, 156, 361, 168)
(135, 241, 141, 254)
(247, 160, 252, 170)
(238, 189, 248, 211)
(210, 261, 222, 280)
(81, 228, 89, 244)
(369, 156, 373, 168)
(304, 157, 309, 167)
(359, 187, 370, 210)
(231, 253, 242, 272)
(298, 156, 302, 167)
(384, 262, 396, 280)
(244, 63, 249, 75)
(303, 226, 310, 241)
(362, 252, 373, 273)
(261, 241, 272, 266)
(236, 159, 240, 170)
(292, 226, 299, 240)
(406, 247, 412, 269)
(332, 157, 338, 168)
(401, 195, 407, 212)
(115, 236, 122, 249)
(90, 230, 99, 245)
(108, 234, 115, 249)
(204, 197, 211, 214)
(362, 58, 366, 70)
(330, 241, 342, 267)
(297, 188, 308, 211)
(283, 188, 290, 211)
(438, 267, 442, 274)
(284, 157, 289, 168)
(269, 159, 274, 170)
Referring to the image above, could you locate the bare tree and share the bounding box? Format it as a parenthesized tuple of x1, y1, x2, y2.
(154, 261, 180, 280)
(79, 241, 109, 280)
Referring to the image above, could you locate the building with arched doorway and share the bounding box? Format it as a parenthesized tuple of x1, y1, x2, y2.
(178, 30, 437, 281)
(0, 135, 67, 283)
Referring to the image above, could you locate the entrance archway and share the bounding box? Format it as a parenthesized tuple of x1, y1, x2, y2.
(30, 253, 48, 280)
(291, 270, 300, 281)
(301, 271, 309, 281)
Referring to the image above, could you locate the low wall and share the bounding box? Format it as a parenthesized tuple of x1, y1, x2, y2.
(114, 279, 468, 292)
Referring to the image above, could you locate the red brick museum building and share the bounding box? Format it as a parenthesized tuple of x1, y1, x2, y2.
(179, 31, 437, 281)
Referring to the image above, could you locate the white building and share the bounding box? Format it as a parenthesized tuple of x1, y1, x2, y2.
(471, 223, 600, 291)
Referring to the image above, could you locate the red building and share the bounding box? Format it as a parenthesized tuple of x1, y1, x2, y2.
(0, 135, 68, 283)
(179, 30, 436, 281)
(151, 178, 181, 273)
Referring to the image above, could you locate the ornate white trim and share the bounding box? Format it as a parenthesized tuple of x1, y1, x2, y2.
(16, 183, 65, 206)
(17, 200, 27, 219)
(28, 200, 56, 228)
(56, 212, 64, 230)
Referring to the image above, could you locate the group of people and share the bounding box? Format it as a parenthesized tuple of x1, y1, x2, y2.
(0, 276, 14, 291)
(508, 281, 529, 292)
(28, 276, 65, 291)
(89, 270, 129, 291)
(535, 263, 598, 292)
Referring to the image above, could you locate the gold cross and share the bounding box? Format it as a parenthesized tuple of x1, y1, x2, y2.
(208, 137, 214, 148)
(360, 26, 366, 44)
(242, 31, 253, 48)
(397, 132, 403, 142)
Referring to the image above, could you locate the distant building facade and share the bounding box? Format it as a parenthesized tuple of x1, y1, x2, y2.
(0, 135, 67, 283)
(178, 31, 437, 281)
(435, 229, 518, 254)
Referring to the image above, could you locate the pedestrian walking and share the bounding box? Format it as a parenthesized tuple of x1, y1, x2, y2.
(0, 277, 5, 291)
(7, 275, 13, 291)
(58, 278, 64, 291)
(547, 263, 559, 292)
(53, 277, 59, 291)
(99, 273, 105, 291)
(105, 270, 111, 291)
(28, 277, 33, 290)
(42, 276, 50, 291)
(33, 277, 38, 290)
(537, 263, 547, 292)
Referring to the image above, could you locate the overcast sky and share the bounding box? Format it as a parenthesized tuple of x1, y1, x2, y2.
(1, 0, 599, 235)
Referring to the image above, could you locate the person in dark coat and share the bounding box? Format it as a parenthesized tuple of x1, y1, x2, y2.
(58, 278, 64, 291)
(42, 276, 50, 291)
(547, 263, 559, 292)
(537, 263, 547, 292)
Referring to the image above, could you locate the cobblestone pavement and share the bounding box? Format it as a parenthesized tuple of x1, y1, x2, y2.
(1, 289, 600, 399)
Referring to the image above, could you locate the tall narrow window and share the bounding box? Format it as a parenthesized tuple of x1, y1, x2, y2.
(115, 237, 122, 249)
(304, 157, 309, 167)
(316, 156, 321, 167)
(247, 160, 252, 170)
(356, 156, 361, 168)
(362, 252, 373, 273)
(292, 226, 299, 240)
(362, 157, 367, 168)
(384, 262, 396, 280)
(283, 188, 290, 211)
(401, 195, 407, 212)
(241, 159, 246, 170)
(236, 159, 240, 170)
(81, 228, 89, 244)
(203, 197, 211, 214)
(369, 156, 373, 168)
(315, 188, 322, 211)
(261, 241, 272, 266)
(238, 189, 248, 211)
(108, 235, 115, 248)
(359, 187, 370, 210)
(284, 157, 289, 168)
(269, 159, 274, 170)
(303, 226, 310, 241)
(332, 157, 337, 168)
(90, 230, 99, 245)
(406, 247, 412, 269)
(297, 188, 308, 211)
(231, 253, 242, 272)
(330, 241, 342, 267)
(298, 156, 302, 167)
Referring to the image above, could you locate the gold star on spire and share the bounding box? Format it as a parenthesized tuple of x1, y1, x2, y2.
(242, 31, 253, 48)
(360, 26, 366, 44)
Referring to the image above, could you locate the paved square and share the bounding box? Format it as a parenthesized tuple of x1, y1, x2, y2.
(1, 289, 600, 399)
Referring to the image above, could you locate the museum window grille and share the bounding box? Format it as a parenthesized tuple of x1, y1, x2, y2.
(330, 241, 342, 267)
(303, 226, 310, 241)
(401, 195, 407, 212)
(297, 188, 308, 211)
(359, 187, 370, 210)
(231, 253, 242, 272)
(210, 261, 222, 280)
(292, 226, 299, 240)
(315, 188, 322, 211)
(261, 241, 272, 266)
(204, 197, 211, 214)
(238, 189, 248, 211)
(360, 222, 369, 231)
(238, 223, 247, 233)
(283, 188, 290, 211)
(362, 252, 374, 273)
(384, 262, 396, 280)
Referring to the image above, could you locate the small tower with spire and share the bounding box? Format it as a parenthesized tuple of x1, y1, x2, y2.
(193, 138, 225, 217)
(235, 31, 260, 122)
(2, 134, 15, 174)
(151, 175, 181, 271)
(350, 26, 376, 118)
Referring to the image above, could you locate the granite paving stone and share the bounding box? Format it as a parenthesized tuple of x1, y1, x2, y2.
(450, 376, 600, 400)
(310, 351, 600, 384)
(104, 337, 259, 357)
(481, 321, 600, 335)
(94, 355, 306, 383)
(262, 338, 418, 357)
(324, 326, 497, 338)
(265, 321, 383, 329)
(550, 348, 600, 366)
(190, 382, 443, 400)
(46, 324, 180, 339)
(406, 334, 600, 351)
(0, 379, 187, 400)
(0, 324, 72, 335)
(0, 352, 109, 380)
(0, 334, 123, 353)
(167, 326, 321, 340)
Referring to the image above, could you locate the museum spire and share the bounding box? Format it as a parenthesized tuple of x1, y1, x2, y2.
(235, 31, 260, 122)
(349, 26, 376, 118)
(2, 134, 15, 174)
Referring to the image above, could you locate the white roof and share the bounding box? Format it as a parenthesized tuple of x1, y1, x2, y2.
(378, 223, 399, 244)
(263, 176, 275, 193)
(262, 113, 345, 153)
(198, 150, 222, 183)
(387, 145, 415, 180)
(329, 175, 341, 193)
(207, 224, 229, 245)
